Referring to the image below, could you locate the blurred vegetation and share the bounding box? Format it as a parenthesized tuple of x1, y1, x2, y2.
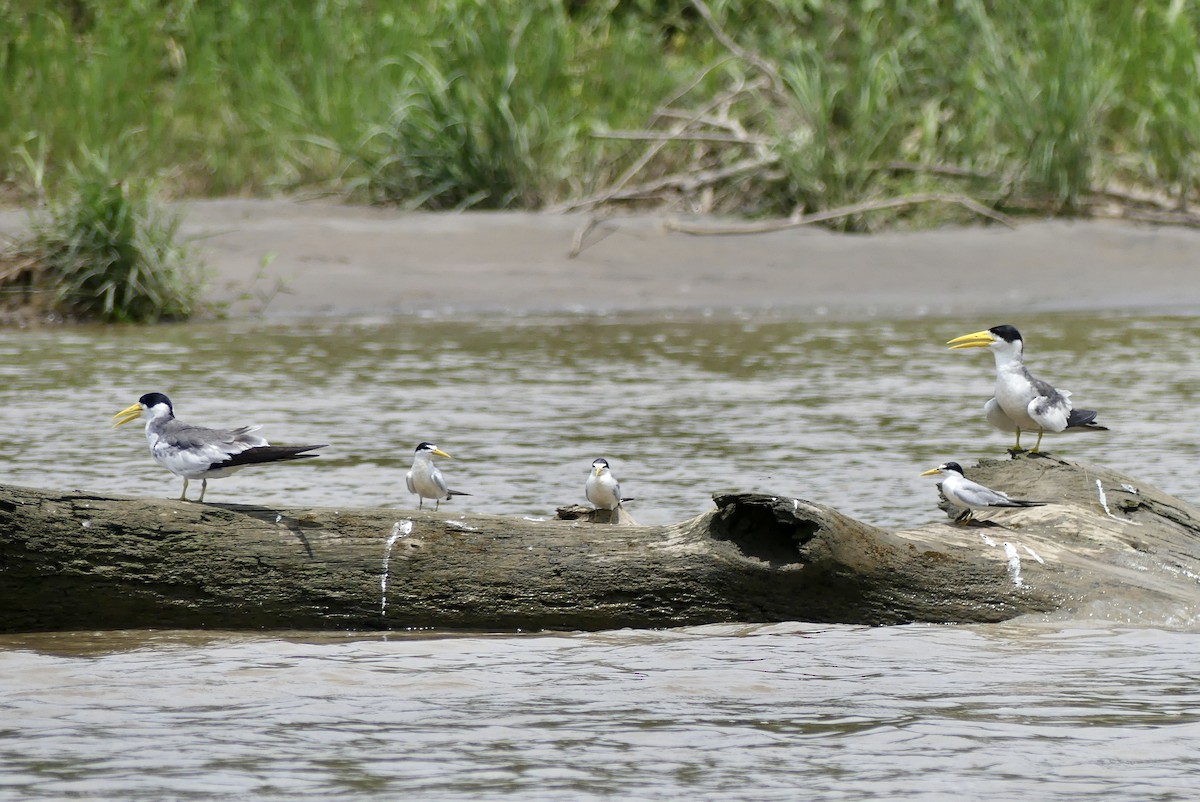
(2, 150, 203, 323)
(2, 0, 1200, 226)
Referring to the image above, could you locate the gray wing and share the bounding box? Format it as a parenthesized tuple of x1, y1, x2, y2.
(160, 419, 267, 452)
(955, 477, 1021, 508)
(405, 470, 416, 494)
(431, 466, 451, 498)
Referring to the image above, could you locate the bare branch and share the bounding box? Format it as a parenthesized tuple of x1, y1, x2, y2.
(689, 0, 786, 96)
(663, 193, 1018, 234)
(592, 130, 771, 146)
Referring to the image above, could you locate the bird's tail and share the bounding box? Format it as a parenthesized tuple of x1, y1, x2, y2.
(1066, 408, 1108, 431)
(1000, 499, 1048, 508)
(222, 444, 325, 468)
(447, 489, 472, 497)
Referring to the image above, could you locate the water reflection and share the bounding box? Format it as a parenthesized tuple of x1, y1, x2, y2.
(0, 313, 1197, 527)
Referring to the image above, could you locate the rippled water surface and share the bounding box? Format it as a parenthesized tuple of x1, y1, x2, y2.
(3, 624, 1200, 800)
(2, 311, 1200, 799)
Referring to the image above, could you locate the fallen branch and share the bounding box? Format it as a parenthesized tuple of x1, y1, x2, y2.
(552, 76, 769, 214)
(591, 130, 771, 146)
(663, 193, 1019, 234)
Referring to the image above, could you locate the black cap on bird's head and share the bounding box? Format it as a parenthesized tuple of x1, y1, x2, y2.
(988, 325, 1022, 344)
(921, 461, 965, 477)
(415, 442, 436, 453)
(139, 392, 173, 411)
(414, 442, 452, 459)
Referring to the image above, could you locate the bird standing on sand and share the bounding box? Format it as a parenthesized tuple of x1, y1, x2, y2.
(112, 392, 324, 502)
(406, 442, 470, 510)
(947, 324, 1106, 452)
(920, 461, 1047, 525)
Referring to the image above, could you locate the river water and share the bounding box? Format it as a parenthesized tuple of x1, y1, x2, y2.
(2, 311, 1200, 799)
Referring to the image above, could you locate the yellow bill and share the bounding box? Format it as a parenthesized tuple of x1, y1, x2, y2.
(112, 402, 143, 428)
(947, 329, 996, 350)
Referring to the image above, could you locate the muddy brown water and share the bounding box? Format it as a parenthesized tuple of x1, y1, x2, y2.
(2, 311, 1199, 799)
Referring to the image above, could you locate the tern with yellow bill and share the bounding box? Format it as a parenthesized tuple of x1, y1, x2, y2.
(113, 392, 324, 502)
(585, 457, 633, 511)
(947, 324, 1106, 452)
(921, 462, 1047, 525)
(406, 442, 470, 510)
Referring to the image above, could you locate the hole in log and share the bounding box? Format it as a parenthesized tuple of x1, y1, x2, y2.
(710, 494, 819, 567)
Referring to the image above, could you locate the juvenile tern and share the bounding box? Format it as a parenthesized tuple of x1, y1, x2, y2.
(948, 324, 1106, 451)
(921, 462, 1047, 525)
(112, 392, 324, 502)
(406, 442, 470, 510)
(585, 457, 632, 511)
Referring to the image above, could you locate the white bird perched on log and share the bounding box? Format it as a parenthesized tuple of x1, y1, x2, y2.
(112, 392, 324, 502)
(585, 457, 633, 511)
(920, 462, 1047, 525)
(406, 442, 470, 510)
(947, 324, 1107, 452)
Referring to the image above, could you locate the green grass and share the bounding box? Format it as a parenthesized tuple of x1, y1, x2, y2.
(2, 0, 1200, 221)
(7, 150, 203, 323)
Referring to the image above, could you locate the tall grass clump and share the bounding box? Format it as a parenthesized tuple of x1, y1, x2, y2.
(349, 1, 579, 209)
(772, 19, 918, 224)
(958, 0, 1117, 210)
(1108, 1, 1200, 203)
(12, 151, 204, 323)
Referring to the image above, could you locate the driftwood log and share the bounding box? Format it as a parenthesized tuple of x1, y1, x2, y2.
(2, 454, 1199, 633)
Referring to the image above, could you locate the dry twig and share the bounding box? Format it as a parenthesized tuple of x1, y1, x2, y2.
(662, 193, 1018, 234)
(688, 0, 786, 96)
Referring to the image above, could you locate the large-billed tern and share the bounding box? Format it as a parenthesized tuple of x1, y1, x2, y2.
(921, 462, 1047, 525)
(113, 392, 324, 502)
(948, 324, 1106, 451)
(406, 442, 470, 510)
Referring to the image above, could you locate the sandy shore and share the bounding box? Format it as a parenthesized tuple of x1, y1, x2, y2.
(5, 198, 1200, 318)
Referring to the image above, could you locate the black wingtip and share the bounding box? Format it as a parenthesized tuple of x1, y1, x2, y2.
(212, 444, 326, 470)
(1066, 409, 1107, 430)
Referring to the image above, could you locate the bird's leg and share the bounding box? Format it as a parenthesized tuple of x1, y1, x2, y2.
(418, 497, 424, 510)
(435, 499, 441, 511)
(198, 478, 207, 503)
(1032, 431, 1045, 452)
(954, 509, 974, 526)
(1013, 430, 1023, 451)
(178, 478, 189, 502)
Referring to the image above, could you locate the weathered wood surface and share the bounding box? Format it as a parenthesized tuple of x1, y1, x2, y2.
(2, 454, 1198, 633)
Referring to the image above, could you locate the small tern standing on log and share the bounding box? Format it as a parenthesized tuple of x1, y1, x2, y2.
(921, 462, 1047, 525)
(406, 442, 470, 510)
(585, 457, 632, 511)
(112, 392, 324, 502)
(948, 324, 1106, 452)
